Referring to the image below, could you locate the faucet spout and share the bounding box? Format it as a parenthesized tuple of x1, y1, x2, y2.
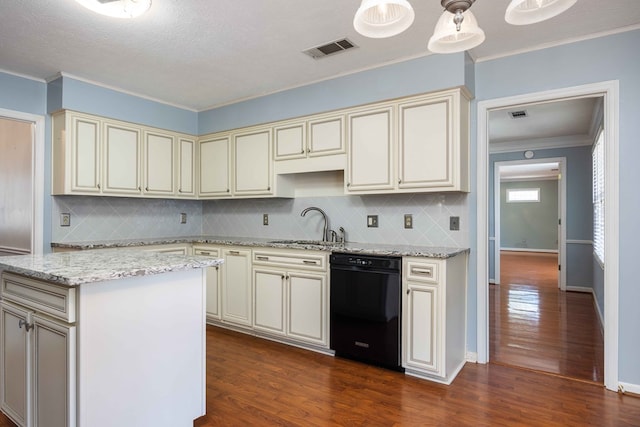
(300, 206, 329, 242)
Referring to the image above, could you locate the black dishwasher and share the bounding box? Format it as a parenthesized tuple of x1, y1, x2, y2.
(330, 253, 403, 371)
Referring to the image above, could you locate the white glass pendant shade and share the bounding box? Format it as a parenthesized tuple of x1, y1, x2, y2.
(353, 0, 415, 38)
(505, 0, 577, 25)
(428, 10, 485, 54)
(74, 0, 151, 19)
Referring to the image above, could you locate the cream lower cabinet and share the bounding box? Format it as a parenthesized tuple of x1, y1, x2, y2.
(1, 275, 76, 427)
(402, 253, 467, 384)
(193, 246, 222, 322)
(252, 249, 328, 348)
(220, 247, 252, 328)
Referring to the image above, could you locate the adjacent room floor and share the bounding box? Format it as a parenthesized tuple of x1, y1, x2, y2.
(490, 251, 604, 383)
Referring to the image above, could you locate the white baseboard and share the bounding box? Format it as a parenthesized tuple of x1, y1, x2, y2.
(501, 247, 558, 254)
(619, 382, 640, 396)
(566, 286, 593, 293)
(466, 351, 478, 363)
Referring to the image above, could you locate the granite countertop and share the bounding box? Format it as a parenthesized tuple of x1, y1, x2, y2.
(0, 248, 223, 287)
(51, 236, 469, 259)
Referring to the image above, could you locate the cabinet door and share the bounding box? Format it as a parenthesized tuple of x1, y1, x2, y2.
(346, 106, 394, 192)
(308, 115, 344, 158)
(199, 136, 231, 197)
(194, 247, 221, 321)
(253, 269, 286, 336)
(31, 314, 75, 427)
(177, 136, 196, 196)
(403, 282, 441, 375)
(70, 114, 101, 193)
(398, 96, 453, 189)
(274, 123, 305, 160)
(0, 302, 30, 427)
(103, 121, 141, 194)
(221, 249, 252, 327)
(143, 131, 175, 195)
(288, 272, 327, 346)
(234, 129, 272, 195)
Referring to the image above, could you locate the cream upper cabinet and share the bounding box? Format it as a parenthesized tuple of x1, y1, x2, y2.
(234, 127, 272, 196)
(346, 88, 470, 194)
(142, 130, 175, 196)
(346, 105, 395, 193)
(102, 121, 141, 195)
(177, 136, 196, 197)
(198, 134, 231, 198)
(308, 114, 344, 157)
(274, 122, 306, 160)
(398, 89, 469, 192)
(53, 111, 102, 195)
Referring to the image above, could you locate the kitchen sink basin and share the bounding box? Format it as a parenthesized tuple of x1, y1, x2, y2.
(268, 239, 335, 247)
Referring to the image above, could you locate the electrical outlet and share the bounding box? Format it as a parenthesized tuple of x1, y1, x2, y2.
(263, 213, 269, 226)
(367, 215, 378, 228)
(450, 216, 460, 231)
(180, 213, 187, 224)
(60, 213, 71, 227)
(404, 214, 413, 229)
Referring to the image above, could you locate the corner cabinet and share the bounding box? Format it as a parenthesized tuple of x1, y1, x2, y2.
(52, 110, 197, 199)
(402, 253, 468, 384)
(346, 87, 470, 194)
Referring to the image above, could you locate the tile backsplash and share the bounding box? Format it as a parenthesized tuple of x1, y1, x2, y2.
(53, 193, 469, 247)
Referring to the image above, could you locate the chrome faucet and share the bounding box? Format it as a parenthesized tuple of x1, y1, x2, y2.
(300, 206, 329, 242)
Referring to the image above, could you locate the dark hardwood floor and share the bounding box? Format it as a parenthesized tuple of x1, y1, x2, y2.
(490, 251, 604, 383)
(0, 324, 636, 426)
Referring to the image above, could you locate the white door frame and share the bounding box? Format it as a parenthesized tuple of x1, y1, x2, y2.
(494, 158, 566, 290)
(476, 81, 619, 391)
(0, 108, 45, 255)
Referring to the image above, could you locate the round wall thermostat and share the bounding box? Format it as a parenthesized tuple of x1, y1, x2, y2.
(524, 150, 535, 159)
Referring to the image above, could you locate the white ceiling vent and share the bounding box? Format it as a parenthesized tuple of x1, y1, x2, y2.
(509, 110, 528, 119)
(303, 38, 357, 59)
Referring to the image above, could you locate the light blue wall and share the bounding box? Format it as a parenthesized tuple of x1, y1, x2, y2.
(476, 29, 640, 386)
(198, 53, 467, 134)
(500, 180, 558, 250)
(49, 76, 198, 134)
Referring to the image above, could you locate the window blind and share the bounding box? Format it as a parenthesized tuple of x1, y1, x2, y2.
(592, 130, 605, 265)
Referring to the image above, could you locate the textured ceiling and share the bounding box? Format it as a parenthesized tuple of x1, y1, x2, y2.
(0, 1, 639, 111)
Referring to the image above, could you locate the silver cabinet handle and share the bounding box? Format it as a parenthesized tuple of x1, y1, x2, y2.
(199, 251, 211, 255)
(145, 186, 149, 191)
(411, 267, 433, 276)
(97, 183, 101, 189)
(407, 289, 410, 295)
(302, 260, 317, 265)
(18, 319, 33, 332)
(228, 250, 240, 255)
(256, 256, 269, 261)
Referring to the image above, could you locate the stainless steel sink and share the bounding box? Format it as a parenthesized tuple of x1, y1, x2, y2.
(268, 239, 334, 247)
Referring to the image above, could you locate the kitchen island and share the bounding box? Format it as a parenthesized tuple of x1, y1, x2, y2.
(0, 249, 222, 427)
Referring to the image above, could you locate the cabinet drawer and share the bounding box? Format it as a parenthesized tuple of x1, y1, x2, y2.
(253, 250, 327, 272)
(404, 259, 440, 284)
(1, 273, 76, 323)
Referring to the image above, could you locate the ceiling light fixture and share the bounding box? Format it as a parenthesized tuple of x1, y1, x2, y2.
(353, 0, 415, 39)
(428, 0, 484, 54)
(353, 0, 577, 54)
(505, 0, 577, 25)
(74, 0, 151, 19)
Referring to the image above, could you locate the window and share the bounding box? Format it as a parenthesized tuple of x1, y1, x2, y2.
(506, 188, 540, 203)
(593, 130, 605, 265)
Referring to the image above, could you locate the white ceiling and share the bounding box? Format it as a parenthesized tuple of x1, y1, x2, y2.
(1, 1, 639, 112)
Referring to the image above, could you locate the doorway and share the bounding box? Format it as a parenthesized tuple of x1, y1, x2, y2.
(0, 108, 45, 255)
(476, 81, 619, 391)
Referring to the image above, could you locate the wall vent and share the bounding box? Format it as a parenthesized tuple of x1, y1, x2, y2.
(303, 38, 357, 59)
(509, 110, 528, 119)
